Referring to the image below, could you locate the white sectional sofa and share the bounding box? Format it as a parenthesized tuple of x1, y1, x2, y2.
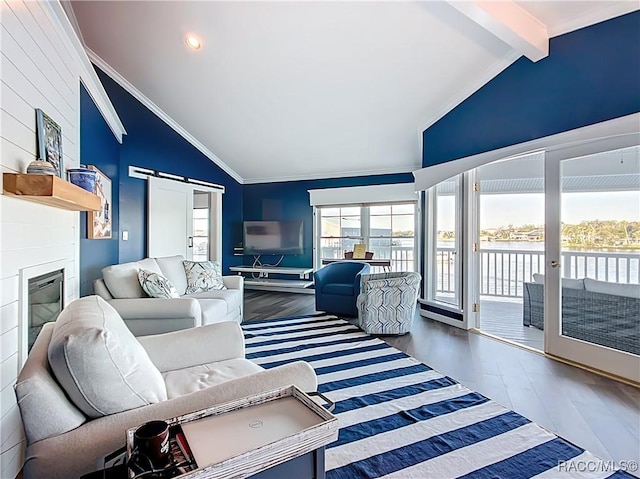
(93, 255, 243, 336)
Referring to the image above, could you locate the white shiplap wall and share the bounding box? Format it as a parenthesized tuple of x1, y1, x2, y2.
(0, 1, 83, 476)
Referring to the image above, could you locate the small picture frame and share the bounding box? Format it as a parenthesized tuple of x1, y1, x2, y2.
(88, 166, 112, 239)
(35, 108, 63, 178)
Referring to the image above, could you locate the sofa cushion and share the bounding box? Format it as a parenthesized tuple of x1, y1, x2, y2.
(185, 289, 242, 315)
(584, 278, 640, 299)
(322, 283, 354, 296)
(155, 255, 188, 295)
(138, 269, 180, 299)
(48, 296, 167, 418)
(162, 358, 263, 399)
(15, 323, 86, 444)
(102, 258, 163, 299)
(532, 274, 585, 290)
(183, 260, 227, 294)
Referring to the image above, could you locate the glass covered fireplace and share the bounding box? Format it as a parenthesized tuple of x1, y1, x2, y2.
(28, 269, 63, 351)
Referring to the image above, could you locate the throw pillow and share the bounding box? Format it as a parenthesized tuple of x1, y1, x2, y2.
(48, 296, 167, 418)
(138, 269, 180, 299)
(183, 260, 227, 294)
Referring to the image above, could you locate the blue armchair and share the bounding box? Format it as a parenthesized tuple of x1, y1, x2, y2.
(314, 261, 371, 317)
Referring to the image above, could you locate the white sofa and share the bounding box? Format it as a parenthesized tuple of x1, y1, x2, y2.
(93, 255, 243, 336)
(15, 296, 317, 479)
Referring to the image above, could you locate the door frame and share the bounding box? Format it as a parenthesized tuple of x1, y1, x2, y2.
(544, 137, 640, 383)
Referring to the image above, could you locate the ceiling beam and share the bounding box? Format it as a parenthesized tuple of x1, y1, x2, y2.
(447, 0, 549, 62)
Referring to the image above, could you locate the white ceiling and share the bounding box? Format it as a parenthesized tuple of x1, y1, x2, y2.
(69, 1, 637, 184)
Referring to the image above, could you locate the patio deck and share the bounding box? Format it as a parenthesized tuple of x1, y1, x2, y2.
(479, 296, 544, 351)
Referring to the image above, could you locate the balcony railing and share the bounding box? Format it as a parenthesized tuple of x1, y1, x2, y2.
(436, 247, 640, 298)
(320, 245, 415, 272)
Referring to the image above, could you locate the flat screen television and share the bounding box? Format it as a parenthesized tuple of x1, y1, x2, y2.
(243, 221, 304, 255)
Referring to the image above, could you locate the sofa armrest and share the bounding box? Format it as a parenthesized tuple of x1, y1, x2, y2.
(24, 362, 318, 479)
(138, 322, 245, 372)
(107, 298, 201, 321)
(223, 275, 244, 291)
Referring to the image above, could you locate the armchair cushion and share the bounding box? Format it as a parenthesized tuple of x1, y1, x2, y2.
(163, 358, 263, 399)
(322, 283, 355, 296)
(138, 269, 180, 299)
(48, 296, 167, 418)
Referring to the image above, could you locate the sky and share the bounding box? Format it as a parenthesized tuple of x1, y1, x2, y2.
(438, 191, 640, 231)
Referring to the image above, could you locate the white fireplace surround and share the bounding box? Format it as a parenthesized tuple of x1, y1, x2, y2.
(18, 260, 68, 367)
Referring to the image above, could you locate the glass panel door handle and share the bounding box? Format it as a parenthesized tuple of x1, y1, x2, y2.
(188, 236, 193, 248)
(550, 260, 560, 268)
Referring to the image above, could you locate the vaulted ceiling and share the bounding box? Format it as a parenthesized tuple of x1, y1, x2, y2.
(69, 1, 636, 184)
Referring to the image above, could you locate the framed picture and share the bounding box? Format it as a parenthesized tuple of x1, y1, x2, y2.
(35, 108, 63, 178)
(88, 166, 112, 239)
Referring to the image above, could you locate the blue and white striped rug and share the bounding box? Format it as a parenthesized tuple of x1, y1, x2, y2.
(242, 314, 633, 479)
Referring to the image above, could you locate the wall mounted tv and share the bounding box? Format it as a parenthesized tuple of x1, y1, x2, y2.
(243, 221, 304, 256)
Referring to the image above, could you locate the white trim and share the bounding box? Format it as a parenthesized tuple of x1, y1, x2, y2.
(87, 49, 244, 184)
(308, 183, 417, 207)
(447, 0, 548, 62)
(44, 1, 126, 143)
(418, 300, 467, 330)
(413, 113, 640, 192)
(243, 164, 418, 185)
(549, 4, 639, 38)
(128, 165, 225, 193)
(418, 50, 521, 132)
(19, 260, 67, 368)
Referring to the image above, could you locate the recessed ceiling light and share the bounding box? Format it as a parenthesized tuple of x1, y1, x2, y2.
(185, 35, 201, 50)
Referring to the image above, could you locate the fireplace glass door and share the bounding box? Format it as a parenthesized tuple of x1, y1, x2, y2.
(28, 269, 63, 351)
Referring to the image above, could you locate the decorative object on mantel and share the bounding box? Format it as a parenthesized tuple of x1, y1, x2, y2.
(87, 165, 112, 239)
(26, 159, 56, 175)
(35, 108, 64, 178)
(2, 173, 100, 211)
(67, 166, 97, 193)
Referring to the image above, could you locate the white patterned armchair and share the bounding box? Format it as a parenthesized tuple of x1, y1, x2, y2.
(356, 272, 421, 335)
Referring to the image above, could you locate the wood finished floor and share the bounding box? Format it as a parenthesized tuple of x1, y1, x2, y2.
(244, 290, 640, 475)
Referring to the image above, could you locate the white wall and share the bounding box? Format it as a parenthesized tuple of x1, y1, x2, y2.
(0, 1, 82, 476)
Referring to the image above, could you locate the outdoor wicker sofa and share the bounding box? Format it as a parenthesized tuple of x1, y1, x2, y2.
(523, 279, 640, 355)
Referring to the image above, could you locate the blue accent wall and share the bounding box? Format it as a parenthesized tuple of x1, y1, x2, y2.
(242, 173, 414, 269)
(423, 11, 640, 167)
(79, 84, 120, 296)
(96, 69, 243, 273)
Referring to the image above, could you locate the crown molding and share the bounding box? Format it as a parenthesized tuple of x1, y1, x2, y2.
(419, 49, 521, 132)
(550, 4, 638, 38)
(44, 1, 126, 143)
(86, 49, 244, 184)
(242, 164, 418, 185)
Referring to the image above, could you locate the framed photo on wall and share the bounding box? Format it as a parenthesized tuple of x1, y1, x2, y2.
(88, 165, 112, 239)
(35, 108, 63, 178)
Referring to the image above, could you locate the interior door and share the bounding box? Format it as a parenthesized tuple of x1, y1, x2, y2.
(545, 146, 640, 383)
(148, 177, 194, 259)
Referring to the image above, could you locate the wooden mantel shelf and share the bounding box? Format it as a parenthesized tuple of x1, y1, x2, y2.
(3, 173, 101, 211)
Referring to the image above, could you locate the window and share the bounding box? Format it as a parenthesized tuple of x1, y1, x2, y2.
(317, 203, 416, 272)
(192, 193, 210, 261)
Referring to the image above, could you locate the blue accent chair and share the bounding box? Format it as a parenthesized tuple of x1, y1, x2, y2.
(314, 261, 371, 317)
